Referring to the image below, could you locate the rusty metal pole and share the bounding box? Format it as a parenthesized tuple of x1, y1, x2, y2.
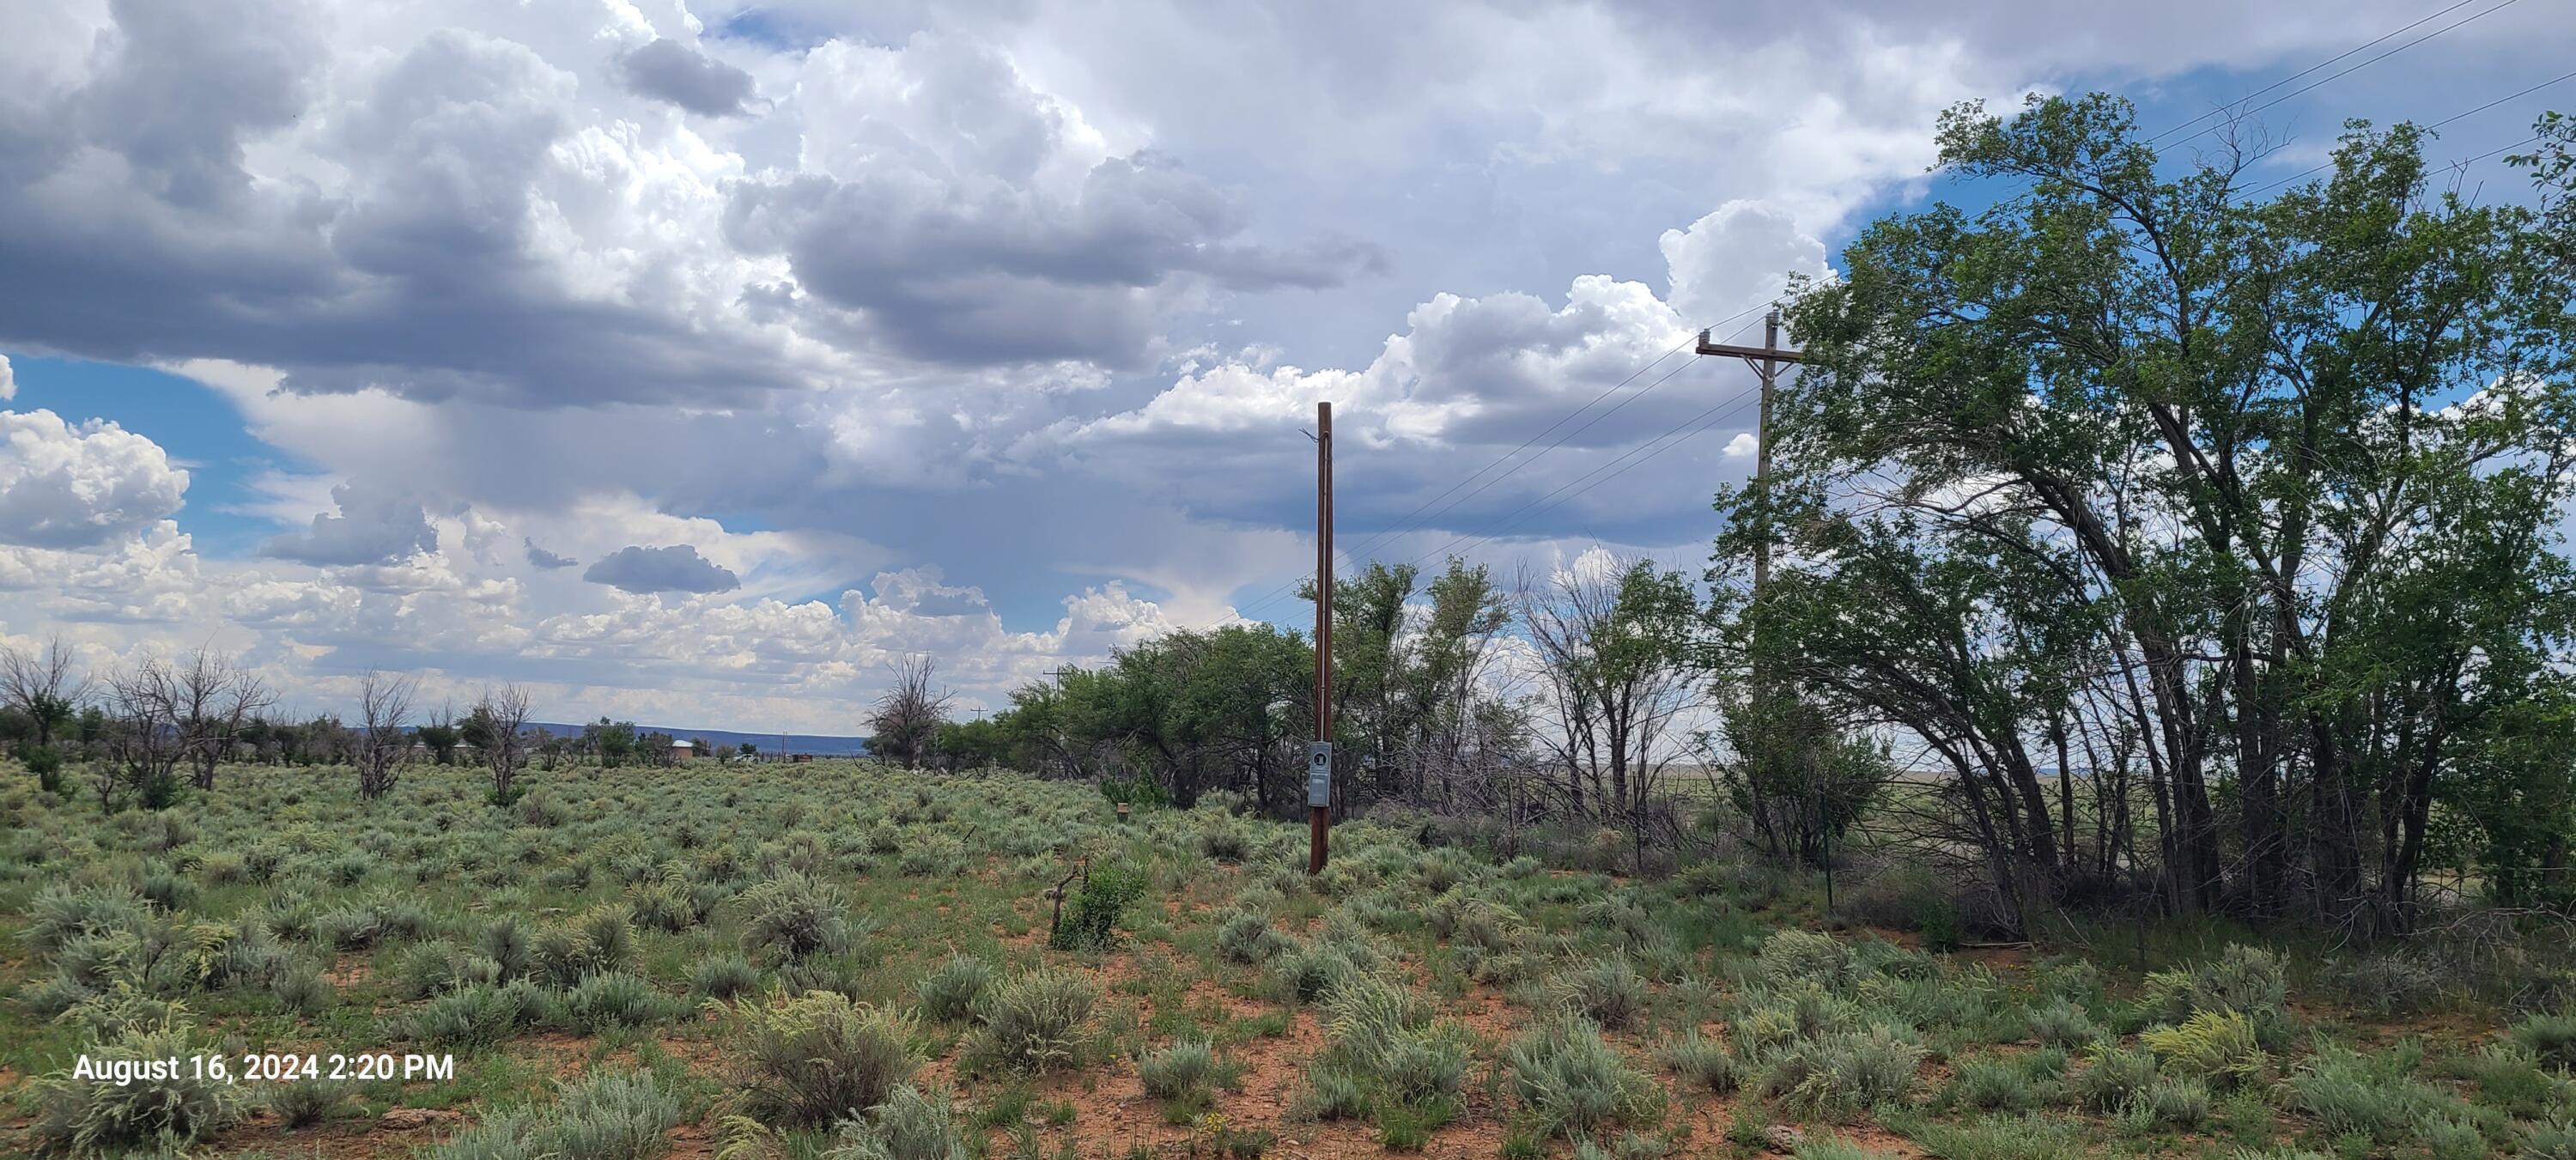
(1309, 401, 1333, 875)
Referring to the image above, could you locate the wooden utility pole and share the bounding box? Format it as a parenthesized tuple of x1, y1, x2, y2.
(1697, 307, 1822, 902)
(1309, 401, 1334, 875)
(1695, 306, 1803, 607)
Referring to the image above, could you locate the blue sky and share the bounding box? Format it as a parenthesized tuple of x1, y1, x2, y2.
(2, 0, 2569, 732)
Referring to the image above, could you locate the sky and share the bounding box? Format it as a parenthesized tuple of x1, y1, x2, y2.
(3, 0, 2572, 733)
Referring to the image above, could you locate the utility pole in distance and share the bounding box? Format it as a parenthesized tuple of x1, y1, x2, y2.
(1309, 401, 1334, 875)
(1696, 307, 1826, 905)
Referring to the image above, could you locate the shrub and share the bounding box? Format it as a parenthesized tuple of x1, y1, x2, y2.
(738, 871, 856, 965)
(268, 1078, 347, 1127)
(23, 883, 154, 953)
(54, 987, 191, 1042)
(1794, 1138, 1900, 1160)
(2117, 1076, 2211, 1132)
(477, 915, 533, 980)
(560, 971, 682, 1032)
(2514, 1012, 2576, 1071)
(2281, 1043, 2449, 1144)
(1655, 1029, 1738, 1092)
(2070, 1044, 2159, 1113)
(690, 953, 762, 999)
(2446, 1041, 2567, 1118)
(1908, 1113, 2088, 1160)
(913, 954, 993, 1022)
(777, 950, 873, 999)
(2324, 951, 2451, 1017)
(1503, 1015, 1664, 1139)
(1263, 941, 1371, 1005)
(2141, 1009, 2266, 1090)
(426, 1069, 682, 1160)
(629, 877, 709, 933)
(895, 833, 968, 878)
(2525, 1114, 2576, 1160)
(1296, 1061, 1370, 1120)
(1759, 929, 1855, 990)
(31, 1019, 241, 1157)
(519, 793, 570, 827)
(825, 1082, 973, 1160)
(1139, 1038, 1218, 1099)
(405, 981, 548, 1046)
(1424, 894, 1524, 953)
(1200, 823, 1250, 864)
(137, 865, 196, 911)
(2141, 944, 2288, 1036)
(1319, 972, 1467, 1109)
(972, 969, 1097, 1072)
(726, 990, 920, 1130)
(2025, 997, 2104, 1048)
(2415, 1110, 2488, 1160)
(1051, 863, 1146, 951)
(395, 942, 469, 999)
(1549, 957, 1649, 1030)
(1216, 909, 1293, 964)
(1947, 1051, 2061, 1112)
(1755, 1023, 1926, 1118)
(1321, 969, 1427, 1039)
(197, 851, 249, 885)
(270, 963, 335, 1014)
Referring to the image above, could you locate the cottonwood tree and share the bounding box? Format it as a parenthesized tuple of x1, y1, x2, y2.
(1741, 94, 2576, 932)
(463, 683, 533, 805)
(1303, 559, 1518, 810)
(867, 656, 952, 769)
(354, 670, 417, 802)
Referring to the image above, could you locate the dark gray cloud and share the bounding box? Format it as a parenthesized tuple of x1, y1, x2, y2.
(583, 544, 741, 594)
(261, 482, 438, 566)
(0, 21, 804, 410)
(726, 154, 1382, 367)
(524, 537, 577, 569)
(616, 38, 757, 117)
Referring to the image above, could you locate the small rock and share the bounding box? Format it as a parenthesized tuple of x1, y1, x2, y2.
(1761, 1124, 1804, 1153)
(380, 1107, 465, 1129)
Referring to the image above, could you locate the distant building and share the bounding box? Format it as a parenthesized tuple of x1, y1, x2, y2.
(668, 738, 696, 762)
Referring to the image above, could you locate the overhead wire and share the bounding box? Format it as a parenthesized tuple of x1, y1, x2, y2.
(1200, 300, 1777, 630)
(2154, 0, 2526, 149)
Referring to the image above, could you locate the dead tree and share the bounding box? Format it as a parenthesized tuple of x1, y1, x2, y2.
(866, 655, 952, 769)
(174, 649, 272, 791)
(100, 655, 186, 811)
(355, 670, 417, 802)
(468, 683, 535, 805)
(0, 635, 87, 750)
(1515, 555, 1698, 837)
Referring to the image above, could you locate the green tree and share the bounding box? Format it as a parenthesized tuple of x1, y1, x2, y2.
(587, 718, 636, 767)
(1748, 94, 2576, 931)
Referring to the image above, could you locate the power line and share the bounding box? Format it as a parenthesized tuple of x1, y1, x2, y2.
(2239, 67, 2574, 196)
(2155, 0, 2526, 149)
(2150, 0, 2496, 143)
(1400, 365, 1763, 568)
(1200, 298, 1777, 632)
(1214, 353, 1708, 629)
